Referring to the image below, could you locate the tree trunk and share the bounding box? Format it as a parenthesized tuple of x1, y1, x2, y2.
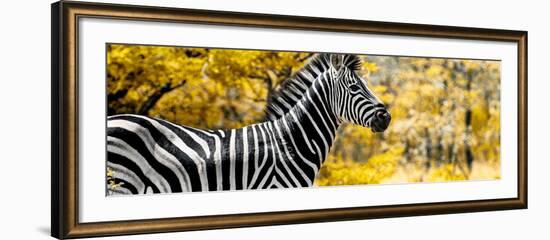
(464, 70, 475, 172)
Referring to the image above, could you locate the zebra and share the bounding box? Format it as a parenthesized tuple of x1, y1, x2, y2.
(106, 53, 391, 195)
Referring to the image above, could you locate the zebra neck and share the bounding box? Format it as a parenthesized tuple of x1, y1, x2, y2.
(275, 77, 340, 169)
(265, 54, 332, 120)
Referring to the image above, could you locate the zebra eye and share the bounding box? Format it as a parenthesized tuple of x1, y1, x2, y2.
(349, 85, 360, 91)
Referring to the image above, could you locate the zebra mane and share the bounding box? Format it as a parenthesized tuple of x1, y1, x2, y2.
(264, 53, 362, 121)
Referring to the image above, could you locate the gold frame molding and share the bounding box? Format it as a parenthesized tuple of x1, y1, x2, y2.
(51, 1, 527, 239)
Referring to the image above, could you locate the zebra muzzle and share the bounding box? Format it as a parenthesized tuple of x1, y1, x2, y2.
(370, 110, 391, 132)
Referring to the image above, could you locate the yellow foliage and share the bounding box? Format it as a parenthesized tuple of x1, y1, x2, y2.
(106, 167, 123, 190)
(362, 61, 379, 74)
(426, 163, 467, 182)
(317, 147, 404, 186)
(107, 44, 310, 129)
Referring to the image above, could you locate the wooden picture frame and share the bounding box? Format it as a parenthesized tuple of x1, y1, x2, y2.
(51, 1, 527, 239)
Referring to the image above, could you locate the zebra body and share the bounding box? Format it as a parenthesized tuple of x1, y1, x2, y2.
(107, 54, 390, 195)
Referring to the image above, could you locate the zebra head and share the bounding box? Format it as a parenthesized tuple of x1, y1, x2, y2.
(330, 54, 391, 132)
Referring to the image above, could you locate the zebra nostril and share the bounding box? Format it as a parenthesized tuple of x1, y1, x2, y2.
(375, 110, 391, 122)
(383, 112, 391, 121)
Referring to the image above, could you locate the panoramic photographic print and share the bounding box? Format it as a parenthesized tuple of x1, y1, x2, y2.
(105, 44, 501, 196)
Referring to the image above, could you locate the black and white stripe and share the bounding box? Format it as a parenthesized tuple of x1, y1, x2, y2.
(265, 54, 331, 120)
(106, 53, 390, 195)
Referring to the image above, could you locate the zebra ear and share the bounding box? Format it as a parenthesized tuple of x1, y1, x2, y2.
(330, 54, 344, 72)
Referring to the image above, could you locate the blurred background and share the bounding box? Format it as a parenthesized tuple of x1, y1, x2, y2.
(107, 44, 501, 186)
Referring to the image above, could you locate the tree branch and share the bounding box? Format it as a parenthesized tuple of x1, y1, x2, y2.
(138, 80, 187, 116)
(295, 53, 314, 62)
(107, 89, 128, 102)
